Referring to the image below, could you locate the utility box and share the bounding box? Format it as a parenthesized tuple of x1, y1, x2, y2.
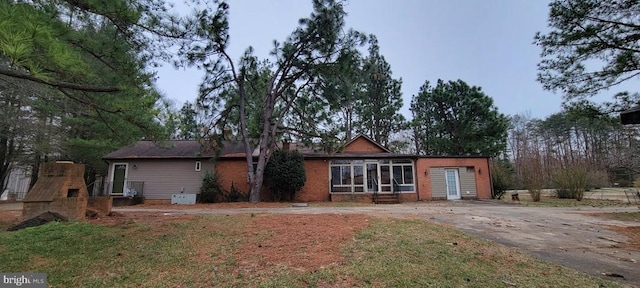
(171, 194, 196, 205)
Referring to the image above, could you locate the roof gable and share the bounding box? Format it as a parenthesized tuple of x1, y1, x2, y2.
(343, 134, 391, 153)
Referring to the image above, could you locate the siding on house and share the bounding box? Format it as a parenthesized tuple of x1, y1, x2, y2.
(107, 159, 214, 199)
(416, 157, 491, 200)
(429, 168, 447, 198)
(428, 167, 479, 199)
(459, 167, 477, 197)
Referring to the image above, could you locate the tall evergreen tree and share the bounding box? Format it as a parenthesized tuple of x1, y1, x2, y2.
(535, 0, 640, 99)
(0, 0, 178, 186)
(177, 102, 200, 140)
(411, 79, 509, 156)
(320, 48, 364, 141)
(355, 36, 405, 146)
(187, 0, 365, 202)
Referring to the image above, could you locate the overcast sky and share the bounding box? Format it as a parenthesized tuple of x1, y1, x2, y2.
(156, 0, 577, 119)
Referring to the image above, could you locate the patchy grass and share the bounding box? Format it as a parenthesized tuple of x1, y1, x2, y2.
(504, 194, 634, 207)
(593, 212, 640, 222)
(0, 214, 623, 288)
(342, 218, 621, 287)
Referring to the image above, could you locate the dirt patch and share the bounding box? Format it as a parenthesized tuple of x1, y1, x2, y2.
(87, 211, 197, 228)
(0, 210, 21, 229)
(608, 226, 640, 252)
(236, 214, 371, 272)
(87, 212, 374, 277)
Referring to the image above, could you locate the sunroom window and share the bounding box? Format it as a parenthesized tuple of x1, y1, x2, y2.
(330, 159, 414, 193)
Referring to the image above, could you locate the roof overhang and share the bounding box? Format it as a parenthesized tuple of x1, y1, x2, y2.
(621, 106, 640, 125)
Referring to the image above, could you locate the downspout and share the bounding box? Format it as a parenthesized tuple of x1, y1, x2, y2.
(415, 156, 420, 201)
(487, 157, 494, 199)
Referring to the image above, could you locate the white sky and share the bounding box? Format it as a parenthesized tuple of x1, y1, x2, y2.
(155, 0, 614, 120)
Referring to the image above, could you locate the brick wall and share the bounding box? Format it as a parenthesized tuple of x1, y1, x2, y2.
(210, 156, 491, 203)
(399, 193, 418, 202)
(343, 137, 386, 153)
(143, 199, 171, 205)
(88, 196, 113, 215)
(415, 157, 492, 200)
(216, 160, 251, 195)
(23, 198, 87, 221)
(295, 159, 329, 201)
(330, 193, 372, 203)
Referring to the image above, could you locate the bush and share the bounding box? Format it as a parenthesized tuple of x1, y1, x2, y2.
(552, 164, 588, 201)
(555, 189, 573, 199)
(520, 155, 545, 202)
(224, 182, 248, 202)
(609, 167, 635, 187)
(587, 169, 609, 189)
(529, 189, 542, 201)
(265, 149, 306, 201)
(490, 158, 515, 199)
(199, 172, 224, 203)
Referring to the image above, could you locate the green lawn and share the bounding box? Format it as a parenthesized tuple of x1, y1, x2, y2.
(0, 215, 623, 288)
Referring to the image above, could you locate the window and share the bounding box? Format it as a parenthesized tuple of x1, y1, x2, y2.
(330, 159, 414, 193)
(391, 160, 414, 191)
(403, 166, 413, 184)
(195, 161, 201, 171)
(331, 165, 351, 192)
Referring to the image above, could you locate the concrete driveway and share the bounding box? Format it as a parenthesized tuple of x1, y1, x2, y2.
(420, 202, 640, 286)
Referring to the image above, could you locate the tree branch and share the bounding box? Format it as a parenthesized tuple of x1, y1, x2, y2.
(0, 67, 121, 93)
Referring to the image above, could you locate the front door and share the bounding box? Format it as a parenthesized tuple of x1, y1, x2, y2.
(445, 169, 461, 200)
(111, 164, 127, 194)
(366, 162, 379, 193)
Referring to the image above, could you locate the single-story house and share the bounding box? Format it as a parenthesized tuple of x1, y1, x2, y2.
(102, 135, 492, 204)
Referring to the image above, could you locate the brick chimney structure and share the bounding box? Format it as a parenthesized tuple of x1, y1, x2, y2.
(22, 162, 89, 221)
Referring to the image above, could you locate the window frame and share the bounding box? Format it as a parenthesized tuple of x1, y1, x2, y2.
(329, 159, 415, 193)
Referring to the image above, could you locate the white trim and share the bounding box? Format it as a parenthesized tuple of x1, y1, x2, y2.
(110, 163, 128, 195)
(445, 168, 461, 200)
(329, 159, 415, 194)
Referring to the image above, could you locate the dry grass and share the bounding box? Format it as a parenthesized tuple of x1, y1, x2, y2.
(0, 213, 624, 287)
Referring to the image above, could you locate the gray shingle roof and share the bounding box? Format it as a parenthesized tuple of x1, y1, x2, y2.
(102, 140, 243, 159)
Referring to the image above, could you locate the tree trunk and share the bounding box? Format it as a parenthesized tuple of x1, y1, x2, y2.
(344, 107, 352, 141)
(0, 136, 10, 191)
(29, 152, 41, 189)
(248, 91, 278, 203)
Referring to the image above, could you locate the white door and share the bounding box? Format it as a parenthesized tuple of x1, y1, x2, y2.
(445, 169, 461, 200)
